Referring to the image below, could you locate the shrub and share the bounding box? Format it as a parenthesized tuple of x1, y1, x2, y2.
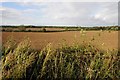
(2, 29, 5, 32)
(42, 28, 46, 32)
(28, 29, 31, 32)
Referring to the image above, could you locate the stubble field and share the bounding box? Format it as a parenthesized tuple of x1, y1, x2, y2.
(2, 31, 118, 50)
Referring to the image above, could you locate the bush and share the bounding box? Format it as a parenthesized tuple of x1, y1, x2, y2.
(42, 28, 46, 32)
(28, 29, 31, 32)
(2, 29, 5, 31)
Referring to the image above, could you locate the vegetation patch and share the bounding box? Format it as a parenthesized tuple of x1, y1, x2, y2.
(1, 39, 120, 79)
(1, 25, 119, 32)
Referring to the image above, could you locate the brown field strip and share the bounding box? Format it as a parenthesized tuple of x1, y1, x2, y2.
(2, 31, 118, 50)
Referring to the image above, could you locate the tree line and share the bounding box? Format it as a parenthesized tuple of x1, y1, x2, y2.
(1, 25, 119, 32)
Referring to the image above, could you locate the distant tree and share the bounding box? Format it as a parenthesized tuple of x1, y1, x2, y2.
(42, 28, 46, 32)
(28, 29, 31, 32)
(2, 28, 5, 31)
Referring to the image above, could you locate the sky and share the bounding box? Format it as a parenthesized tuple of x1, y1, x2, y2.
(0, 1, 119, 27)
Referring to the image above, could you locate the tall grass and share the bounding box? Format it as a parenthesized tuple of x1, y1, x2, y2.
(1, 38, 120, 79)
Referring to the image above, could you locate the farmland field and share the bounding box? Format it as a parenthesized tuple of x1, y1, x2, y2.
(1, 30, 120, 79)
(2, 31, 118, 50)
(1, 2, 120, 79)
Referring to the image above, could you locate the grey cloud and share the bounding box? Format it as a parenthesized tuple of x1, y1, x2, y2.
(1, 0, 120, 2)
(1, 2, 118, 26)
(1, 6, 37, 25)
(38, 2, 118, 26)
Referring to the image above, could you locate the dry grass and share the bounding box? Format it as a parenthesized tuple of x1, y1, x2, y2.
(2, 31, 118, 50)
(1, 38, 120, 79)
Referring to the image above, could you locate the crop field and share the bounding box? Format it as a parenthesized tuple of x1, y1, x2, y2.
(1, 1, 120, 79)
(1, 30, 120, 79)
(2, 31, 118, 50)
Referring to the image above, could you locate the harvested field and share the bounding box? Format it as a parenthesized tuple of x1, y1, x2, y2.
(2, 31, 118, 50)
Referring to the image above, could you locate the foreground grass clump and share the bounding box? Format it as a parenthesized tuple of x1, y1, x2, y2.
(1, 39, 120, 79)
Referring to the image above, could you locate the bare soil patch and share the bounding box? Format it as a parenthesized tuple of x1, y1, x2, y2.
(2, 31, 118, 50)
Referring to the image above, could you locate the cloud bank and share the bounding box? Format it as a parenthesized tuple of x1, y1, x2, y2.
(1, 0, 120, 2)
(1, 2, 118, 26)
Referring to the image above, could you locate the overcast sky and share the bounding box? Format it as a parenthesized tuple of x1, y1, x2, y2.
(0, 2, 118, 26)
